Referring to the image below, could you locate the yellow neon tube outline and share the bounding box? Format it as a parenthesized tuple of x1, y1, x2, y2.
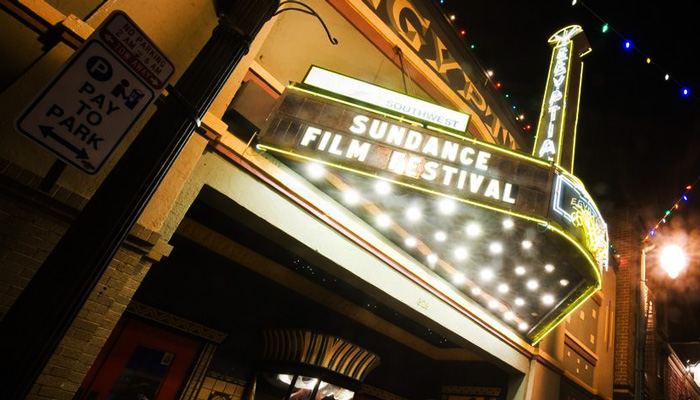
(532, 39, 558, 157)
(555, 40, 574, 166)
(258, 141, 603, 345)
(256, 144, 602, 280)
(290, 85, 552, 168)
(570, 61, 585, 174)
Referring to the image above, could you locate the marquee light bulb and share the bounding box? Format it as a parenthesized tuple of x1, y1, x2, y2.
(438, 198, 456, 215)
(502, 218, 515, 229)
(514, 298, 525, 307)
(454, 247, 468, 261)
(518, 322, 529, 331)
(376, 214, 392, 228)
(489, 242, 503, 254)
(434, 231, 447, 242)
(404, 237, 417, 248)
(515, 266, 526, 275)
(465, 222, 481, 237)
(498, 283, 509, 293)
(342, 189, 360, 205)
(488, 300, 499, 309)
(305, 163, 326, 180)
(471, 287, 482, 295)
(480, 268, 494, 281)
(522, 240, 533, 249)
(560, 279, 570, 286)
(544, 264, 555, 273)
(542, 294, 555, 305)
(427, 253, 439, 265)
(504, 311, 514, 321)
(374, 180, 392, 195)
(452, 272, 466, 285)
(406, 206, 422, 221)
(526, 279, 539, 290)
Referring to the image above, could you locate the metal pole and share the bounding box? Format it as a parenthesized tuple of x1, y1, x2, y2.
(0, 1, 279, 398)
(635, 244, 655, 400)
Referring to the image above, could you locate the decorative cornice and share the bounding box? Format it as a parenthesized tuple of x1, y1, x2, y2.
(127, 301, 228, 343)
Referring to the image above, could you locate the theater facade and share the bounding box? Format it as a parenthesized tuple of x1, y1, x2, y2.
(0, 0, 616, 399)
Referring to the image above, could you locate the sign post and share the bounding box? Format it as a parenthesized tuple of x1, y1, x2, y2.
(15, 10, 173, 174)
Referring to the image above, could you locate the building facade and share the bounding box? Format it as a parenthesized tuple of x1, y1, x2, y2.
(1, 0, 616, 399)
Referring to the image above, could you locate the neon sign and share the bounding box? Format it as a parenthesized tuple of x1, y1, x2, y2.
(552, 173, 609, 270)
(533, 26, 590, 172)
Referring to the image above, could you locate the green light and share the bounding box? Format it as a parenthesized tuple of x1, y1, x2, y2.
(665, 210, 671, 216)
(505, 94, 510, 98)
(470, 44, 475, 49)
(602, 23, 609, 33)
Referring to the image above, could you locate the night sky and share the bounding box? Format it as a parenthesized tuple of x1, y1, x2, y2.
(445, 1, 700, 342)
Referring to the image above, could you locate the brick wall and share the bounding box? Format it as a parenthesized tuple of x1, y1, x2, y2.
(0, 159, 172, 400)
(608, 210, 643, 398)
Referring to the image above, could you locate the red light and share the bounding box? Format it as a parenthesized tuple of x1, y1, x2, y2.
(495, 82, 501, 88)
(460, 29, 466, 36)
(525, 124, 531, 130)
(687, 185, 692, 190)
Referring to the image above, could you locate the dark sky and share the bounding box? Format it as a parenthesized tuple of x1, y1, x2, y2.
(444, 0, 700, 341)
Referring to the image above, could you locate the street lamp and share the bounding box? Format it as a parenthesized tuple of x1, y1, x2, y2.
(635, 243, 689, 400)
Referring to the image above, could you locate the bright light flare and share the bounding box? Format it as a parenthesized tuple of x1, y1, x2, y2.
(659, 244, 688, 279)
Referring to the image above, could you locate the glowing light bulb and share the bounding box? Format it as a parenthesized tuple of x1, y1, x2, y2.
(560, 279, 570, 286)
(374, 180, 392, 195)
(498, 283, 509, 293)
(542, 294, 555, 305)
(342, 189, 360, 205)
(682, 87, 690, 97)
(480, 268, 494, 281)
(305, 163, 326, 180)
(452, 272, 465, 285)
(460, 29, 466, 36)
(489, 242, 503, 254)
(465, 222, 481, 237)
(471, 287, 482, 295)
(646, 57, 651, 64)
(454, 247, 468, 261)
(515, 298, 525, 307)
(406, 206, 422, 221)
(449, 14, 456, 20)
(487, 70, 494, 77)
(665, 74, 670, 81)
(504, 311, 514, 321)
(434, 231, 447, 242)
(515, 266, 526, 275)
(488, 300, 499, 309)
(427, 253, 439, 265)
(526, 280, 539, 290)
(438, 198, 456, 215)
(518, 322, 529, 331)
(602, 23, 609, 33)
(404, 237, 417, 248)
(502, 218, 515, 229)
(544, 264, 555, 273)
(376, 214, 392, 228)
(623, 40, 632, 50)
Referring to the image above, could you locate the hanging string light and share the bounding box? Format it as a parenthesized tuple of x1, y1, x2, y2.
(644, 176, 700, 241)
(572, 1, 697, 103)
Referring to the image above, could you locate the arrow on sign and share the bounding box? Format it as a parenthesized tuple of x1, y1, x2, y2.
(40, 125, 89, 160)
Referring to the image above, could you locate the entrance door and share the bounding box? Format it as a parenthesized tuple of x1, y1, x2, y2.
(78, 318, 201, 400)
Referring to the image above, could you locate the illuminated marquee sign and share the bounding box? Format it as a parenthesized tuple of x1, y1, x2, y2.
(257, 66, 605, 344)
(551, 174, 609, 271)
(303, 66, 470, 133)
(533, 26, 591, 172)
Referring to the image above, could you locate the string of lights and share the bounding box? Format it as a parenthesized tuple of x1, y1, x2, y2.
(439, 0, 699, 136)
(572, 0, 698, 103)
(643, 177, 700, 241)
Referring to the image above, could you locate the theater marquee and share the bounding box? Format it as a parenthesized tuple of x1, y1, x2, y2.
(257, 66, 606, 344)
